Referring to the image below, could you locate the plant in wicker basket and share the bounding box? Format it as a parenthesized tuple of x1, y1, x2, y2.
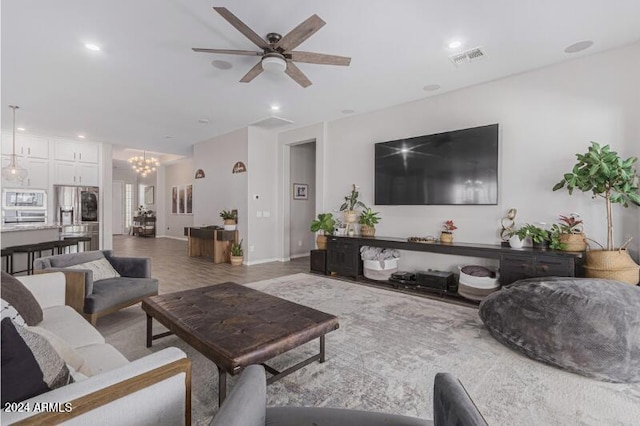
(441, 220, 457, 243)
(340, 184, 366, 224)
(549, 214, 587, 251)
(358, 207, 381, 237)
(553, 142, 640, 284)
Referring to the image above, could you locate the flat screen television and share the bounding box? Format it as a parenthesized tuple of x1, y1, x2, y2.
(375, 124, 498, 205)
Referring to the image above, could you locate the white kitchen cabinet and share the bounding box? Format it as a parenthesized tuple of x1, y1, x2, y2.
(1, 132, 49, 159)
(1, 155, 49, 189)
(54, 140, 99, 164)
(54, 161, 99, 186)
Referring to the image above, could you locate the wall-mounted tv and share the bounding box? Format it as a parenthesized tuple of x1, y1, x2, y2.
(375, 124, 499, 205)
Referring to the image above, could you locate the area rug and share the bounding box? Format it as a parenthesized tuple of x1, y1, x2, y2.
(97, 273, 640, 425)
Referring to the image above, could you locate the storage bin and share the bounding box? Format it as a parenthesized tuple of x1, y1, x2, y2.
(457, 266, 500, 301)
(364, 259, 398, 281)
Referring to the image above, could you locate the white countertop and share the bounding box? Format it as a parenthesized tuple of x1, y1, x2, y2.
(1, 224, 62, 232)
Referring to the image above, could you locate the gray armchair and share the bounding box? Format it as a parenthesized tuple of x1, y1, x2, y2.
(34, 250, 158, 325)
(210, 365, 487, 426)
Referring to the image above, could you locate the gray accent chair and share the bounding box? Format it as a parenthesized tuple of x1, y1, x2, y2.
(210, 365, 487, 426)
(33, 250, 158, 325)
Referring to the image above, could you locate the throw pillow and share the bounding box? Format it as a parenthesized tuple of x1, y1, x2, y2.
(15, 323, 73, 390)
(1, 318, 49, 404)
(28, 326, 93, 376)
(1, 298, 26, 326)
(1, 271, 43, 325)
(66, 258, 121, 281)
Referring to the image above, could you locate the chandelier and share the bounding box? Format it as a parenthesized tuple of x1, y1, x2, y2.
(128, 151, 159, 177)
(1, 105, 29, 182)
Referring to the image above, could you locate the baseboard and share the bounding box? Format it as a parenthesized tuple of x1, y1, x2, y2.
(244, 257, 282, 266)
(157, 235, 188, 242)
(290, 253, 311, 259)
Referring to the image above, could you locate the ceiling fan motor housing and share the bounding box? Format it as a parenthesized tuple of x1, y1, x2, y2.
(266, 32, 282, 44)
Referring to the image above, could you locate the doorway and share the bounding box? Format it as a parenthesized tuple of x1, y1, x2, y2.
(289, 142, 316, 258)
(112, 181, 124, 235)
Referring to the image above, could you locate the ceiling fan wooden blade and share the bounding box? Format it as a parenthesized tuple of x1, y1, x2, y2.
(240, 61, 264, 83)
(289, 51, 351, 66)
(285, 61, 312, 88)
(213, 7, 268, 49)
(276, 14, 326, 52)
(192, 48, 263, 56)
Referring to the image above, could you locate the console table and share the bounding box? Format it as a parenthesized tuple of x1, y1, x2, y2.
(184, 227, 238, 263)
(326, 235, 584, 287)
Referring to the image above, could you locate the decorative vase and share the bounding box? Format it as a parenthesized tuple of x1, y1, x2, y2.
(361, 225, 376, 237)
(230, 255, 243, 266)
(584, 248, 640, 285)
(440, 232, 453, 243)
(509, 235, 525, 249)
(316, 234, 328, 250)
(344, 210, 358, 224)
(559, 233, 587, 252)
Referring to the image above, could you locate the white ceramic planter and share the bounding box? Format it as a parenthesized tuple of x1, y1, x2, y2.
(509, 235, 525, 248)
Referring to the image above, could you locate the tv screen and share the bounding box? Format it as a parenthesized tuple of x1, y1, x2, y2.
(375, 124, 498, 205)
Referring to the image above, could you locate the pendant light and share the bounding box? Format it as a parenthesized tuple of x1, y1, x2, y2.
(128, 151, 159, 177)
(1, 105, 28, 182)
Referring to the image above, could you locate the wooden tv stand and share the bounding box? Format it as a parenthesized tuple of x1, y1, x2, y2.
(326, 235, 584, 289)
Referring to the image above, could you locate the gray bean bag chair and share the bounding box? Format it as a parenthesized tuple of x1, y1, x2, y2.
(479, 277, 640, 383)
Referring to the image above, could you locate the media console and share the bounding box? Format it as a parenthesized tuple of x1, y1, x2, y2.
(325, 235, 584, 302)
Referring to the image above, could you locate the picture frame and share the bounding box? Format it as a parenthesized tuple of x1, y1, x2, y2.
(186, 184, 193, 214)
(171, 186, 178, 214)
(293, 183, 308, 200)
(144, 186, 154, 205)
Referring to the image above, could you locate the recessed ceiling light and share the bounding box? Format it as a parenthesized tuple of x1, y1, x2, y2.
(423, 84, 441, 92)
(198, 118, 210, 124)
(17, 127, 26, 131)
(212, 60, 233, 70)
(84, 43, 101, 51)
(341, 109, 355, 114)
(270, 105, 280, 112)
(163, 135, 173, 139)
(564, 40, 594, 54)
(77, 134, 85, 139)
(448, 40, 462, 49)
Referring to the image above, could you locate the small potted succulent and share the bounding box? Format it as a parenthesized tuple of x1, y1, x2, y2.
(310, 213, 336, 250)
(220, 209, 237, 230)
(340, 184, 366, 224)
(358, 207, 381, 237)
(230, 239, 243, 266)
(440, 220, 457, 243)
(549, 214, 587, 252)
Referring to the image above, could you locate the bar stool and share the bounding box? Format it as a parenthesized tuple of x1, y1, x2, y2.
(11, 241, 55, 275)
(64, 236, 93, 252)
(54, 239, 78, 254)
(1, 248, 13, 275)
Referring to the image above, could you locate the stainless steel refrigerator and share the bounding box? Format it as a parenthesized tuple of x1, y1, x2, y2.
(53, 185, 100, 249)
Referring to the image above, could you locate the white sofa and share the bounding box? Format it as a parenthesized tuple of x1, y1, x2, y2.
(1, 272, 191, 426)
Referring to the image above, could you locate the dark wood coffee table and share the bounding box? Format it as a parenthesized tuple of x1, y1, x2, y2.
(141, 282, 339, 405)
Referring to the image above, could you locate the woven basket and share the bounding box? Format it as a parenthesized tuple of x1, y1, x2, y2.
(360, 225, 376, 237)
(586, 249, 638, 269)
(584, 265, 639, 285)
(559, 233, 587, 252)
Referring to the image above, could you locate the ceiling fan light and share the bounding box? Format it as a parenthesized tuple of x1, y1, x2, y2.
(262, 56, 287, 73)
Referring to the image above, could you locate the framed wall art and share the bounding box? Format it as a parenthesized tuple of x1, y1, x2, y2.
(293, 183, 308, 200)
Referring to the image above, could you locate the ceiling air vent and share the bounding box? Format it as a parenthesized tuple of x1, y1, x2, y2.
(449, 47, 486, 67)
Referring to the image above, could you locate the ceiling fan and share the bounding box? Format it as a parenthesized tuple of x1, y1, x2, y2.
(193, 7, 351, 88)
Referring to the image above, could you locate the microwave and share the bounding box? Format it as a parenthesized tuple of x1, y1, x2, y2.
(2, 189, 47, 210)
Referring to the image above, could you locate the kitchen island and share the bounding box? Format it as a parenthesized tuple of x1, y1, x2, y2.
(184, 227, 238, 263)
(1, 224, 62, 274)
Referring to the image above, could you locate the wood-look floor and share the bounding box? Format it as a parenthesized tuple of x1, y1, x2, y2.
(113, 235, 310, 293)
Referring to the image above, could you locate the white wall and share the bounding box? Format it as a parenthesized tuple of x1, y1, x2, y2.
(246, 127, 279, 263)
(159, 158, 194, 239)
(290, 142, 316, 256)
(193, 128, 249, 247)
(318, 43, 640, 271)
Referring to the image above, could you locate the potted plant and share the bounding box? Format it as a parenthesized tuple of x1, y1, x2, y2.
(310, 213, 336, 250)
(553, 142, 639, 284)
(519, 224, 550, 249)
(440, 220, 457, 243)
(359, 207, 381, 237)
(549, 214, 587, 252)
(230, 239, 243, 266)
(220, 210, 237, 231)
(508, 227, 528, 249)
(340, 184, 366, 225)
